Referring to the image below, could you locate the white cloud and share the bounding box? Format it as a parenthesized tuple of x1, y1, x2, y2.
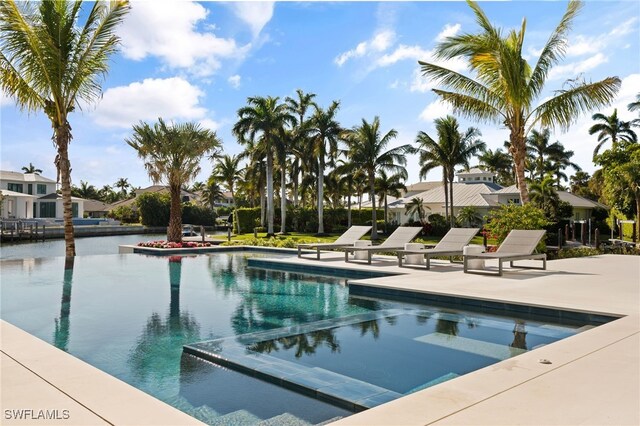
(436, 23, 461, 42)
(419, 99, 453, 122)
(199, 118, 221, 132)
(119, 1, 248, 77)
(0, 91, 12, 107)
(609, 17, 638, 37)
(566, 35, 605, 57)
(228, 75, 241, 89)
(334, 30, 395, 67)
(548, 52, 608, 80)
(228, 2, 275, 38)
(410, 68, 431, 93)
(91, 77, 207, 128)
(377, 44, 430, 67)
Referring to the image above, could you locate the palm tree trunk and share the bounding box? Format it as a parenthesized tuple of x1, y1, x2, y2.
(370, 171, 378, 240)
(443, 176, 449, 224)
(266, 152, 275, 236)
(511, 132, 530, 203)
(317, 162, 325, 234)
(280, 162, 287, 234)
(347, 186, 352, 228)
(56, 125, 76, 257)
(449, 173, 455, 228)
(168, 183, 183, 242)
(384, 194, 388, 234)
(259, 185, 265, 226)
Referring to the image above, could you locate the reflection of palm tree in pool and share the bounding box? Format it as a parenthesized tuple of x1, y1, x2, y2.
(353, 319, 380, 339)
(249, 328, 340, 358)
(128, 257, 201, 390)
(435, 316, 459, 337)
(54, 258, 74, 351)
(510, 320, 528, 350)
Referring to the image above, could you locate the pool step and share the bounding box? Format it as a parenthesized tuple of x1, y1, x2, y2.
(192, 405, 223, 424)
(257, 412, 312, 426)
(209, 409, 261, 425)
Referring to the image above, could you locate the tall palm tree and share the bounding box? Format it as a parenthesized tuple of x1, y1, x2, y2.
(526, 128, 561, 181)
(529, 174, 560, 217)
(114, 177, 130, 195)
(72, 180, 98, 199)
(588, 109, 637, 158)
(308, 101, 342, 234)
(21, 162, 42, 174)
(233, 96, 294, 236)
(286, 89, 317, 207)
(375, 169, 407, 233)
(342, 116, 411, 239)
(0, 0, 130, 256)
(548, 144, 580, 189)
(201, 177, 224, 210)
(334, 158, 362, 228)
(419, 0, 620, 204)
(415, 116, 484, 227)
(478, 148, 513, 185)
(214, 154, 242, 229)
(126, 119, 220, 242)
(628, 93, 640, 127)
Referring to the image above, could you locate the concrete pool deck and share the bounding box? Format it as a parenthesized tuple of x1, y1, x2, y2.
(1, 251, 639, 425)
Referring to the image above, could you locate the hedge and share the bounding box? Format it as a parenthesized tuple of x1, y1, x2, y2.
(135, 192, 215, 227)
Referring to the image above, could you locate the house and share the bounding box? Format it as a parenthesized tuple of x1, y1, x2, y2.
(83, 199, 111, 218)
(0, 170, 84, 220)
(385, 169, 607, 224)
(107, 185, 201, 212)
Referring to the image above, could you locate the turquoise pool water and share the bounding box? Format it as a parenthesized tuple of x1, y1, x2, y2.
(0, 252, 604, 425)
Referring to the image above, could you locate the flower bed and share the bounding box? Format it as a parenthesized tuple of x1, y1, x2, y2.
(137, 240, 213, 249)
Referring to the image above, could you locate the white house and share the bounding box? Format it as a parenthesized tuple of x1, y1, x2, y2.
(384, 169, 607, 224)
(0, 170, 84, 220)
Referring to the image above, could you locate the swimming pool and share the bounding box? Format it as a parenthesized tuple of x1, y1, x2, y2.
(0, 251, 612, 425)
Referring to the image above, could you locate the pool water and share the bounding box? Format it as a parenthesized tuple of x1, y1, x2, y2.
(0, 252, 600, 425)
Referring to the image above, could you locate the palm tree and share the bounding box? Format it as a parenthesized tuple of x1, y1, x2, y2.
(588, 109, 637, 159)
(457, 206, 481, 227)
(201, 177, 224, 210)
(628, 93, 640, 127)
(72, 180, 98, 199)
(548, 144, 580, 189)
(375, 169, 407, 233)
(286, 89, 317, 206)
(415, 116, 484, 227)
(21, 162, 42, 174)
(214, 154, 242, 229)
(0, 0, 130, 256)
(342, 117, 411, 239)
(526, 129, 562, 181)
(419, 0, 620, 204)
(190, 181, 205, 193)
(529, 174, 560, 217)
(308, 101, 342, 234)
(334, 158, 362, 228)
(114, 177, 130, 195)
(478, 148, 513, 185)
(126, 119, 220, 242)
(404, 197, 429, 226)
(233, 96, 294, 236)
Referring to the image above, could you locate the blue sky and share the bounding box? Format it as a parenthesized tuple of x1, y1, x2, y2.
(1, 1, 639, 189)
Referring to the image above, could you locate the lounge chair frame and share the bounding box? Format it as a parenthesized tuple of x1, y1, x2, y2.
(396, 228, 480, 269)
(297, 226, 371, 260)
(463, 229, 547, 276)
(343, 227, 423, 264)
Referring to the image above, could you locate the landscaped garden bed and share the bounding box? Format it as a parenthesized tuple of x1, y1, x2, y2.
(137, 240, 214, 249)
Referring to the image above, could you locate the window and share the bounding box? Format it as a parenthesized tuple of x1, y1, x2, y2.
(39, 202, 56, 218)
(7, 183, 23, 193)
(72, 203, 78, 218)
(508, 198, 521, 204)
(27, 184, 33, 194)
(37, 184, 47, 194)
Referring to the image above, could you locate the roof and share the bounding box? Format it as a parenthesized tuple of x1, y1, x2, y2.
(487, 184, 609, 209)
(391, 182, 502, 209)
(38, 193, 85, 202)
(0, 170, 56, 183)
(457, 167, 495, 176)
(403, 181, 442, 197)
(134, 185, 198, 198)
(0, 189, 38, 198)
(83, 199, 111, 212)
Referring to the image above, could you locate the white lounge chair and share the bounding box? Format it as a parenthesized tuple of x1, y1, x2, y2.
(397, 228, 480, 269)
(463, 229, 547, 276)
(343, 227, 423, 264)
(297, 225, 372, 260)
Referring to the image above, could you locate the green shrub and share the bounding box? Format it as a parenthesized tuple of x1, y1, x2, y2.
(216, 206, 233, 216)
(235, 207, 261, 233)
(136, 192, 170, 226)
(484, 203, 551, 251)
(547, 247, 600, 260)
(182, 203, 216, 226)
(108, 205, 139, 224)
(427, 214, 449, 236)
